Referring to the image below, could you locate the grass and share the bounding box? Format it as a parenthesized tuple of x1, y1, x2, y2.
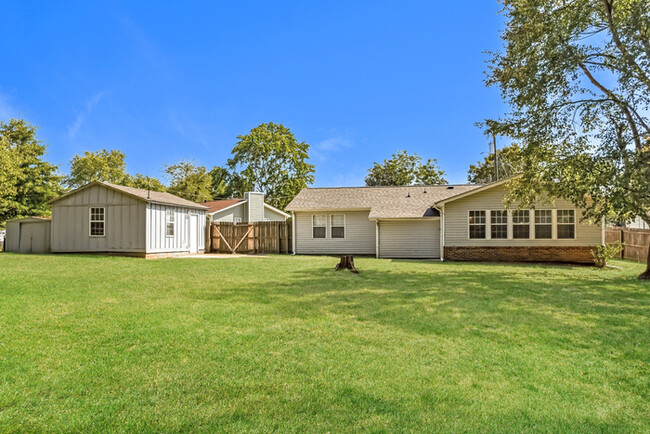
(0, 253, 648, 432)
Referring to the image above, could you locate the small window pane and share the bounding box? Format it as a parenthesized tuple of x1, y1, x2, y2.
(331, 215, 345, 227)
(557, 225, 575, 239)
(491, 210, 507, 224)
(469, 225, 486, 239)
(469, 211, 485, 224)
(535, 225, 552, 239)
(535, 210, 552, 224)
(313, 215, 326, 227)
(513, 224, 530, 239)
(557, 210, 574, 224)
(331, 227, 344, 238)
(90, 222, 104, 236)
(512, 210, 529, 224)
(491, 224, 507, 239)
(313, 227, 326, 238)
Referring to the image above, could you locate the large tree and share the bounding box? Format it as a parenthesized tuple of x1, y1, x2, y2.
(365, 151, 447, 186)
(66, 149, 130, 188)
(228, 122, 315, 209)
(209, 166, 233, 199)
(127, 174, 167, 192)
(165, 160, 213, 202)
(484, 0, 650, 279)
(468, 144, 525, 184)
(0, 119, 64, 225)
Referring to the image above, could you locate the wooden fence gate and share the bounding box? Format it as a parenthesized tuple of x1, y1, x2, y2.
(208, 221, 292, 254)
(605, 228, 649, 262)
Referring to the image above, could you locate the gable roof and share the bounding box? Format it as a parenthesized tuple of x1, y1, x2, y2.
(49, 181, 209, 210)
(433, 175, 522, 206)
(202, 199, 245, 214)
(285, 184, 483, 219)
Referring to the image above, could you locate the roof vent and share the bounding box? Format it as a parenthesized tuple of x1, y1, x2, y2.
(447, 186, 454, 189)
(423, 189, 427, 194)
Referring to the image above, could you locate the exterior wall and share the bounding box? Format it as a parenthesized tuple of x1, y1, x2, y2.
(627, 216, 650, 230)
(4, 221, 20, 252)
(211, 204, 245, 223)
(244, 192, 265, 222)
(51, 185, 147, 253)
(443, 184, 602, 247)
(445, 246, 594, 264)
(378, 220, 440, 259)
(146, 204, 206, 253)
(294, 211, 376, 255)
(264, 206, 288, 222)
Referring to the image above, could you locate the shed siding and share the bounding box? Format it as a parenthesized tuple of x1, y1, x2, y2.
(294, 211, 375, 255)
(18, 221, 51, 253)
(379, 220, 440, 258)
(444, 184, 602, 247)
(146, 204, 206, 253)
(4, 221, 20, 252)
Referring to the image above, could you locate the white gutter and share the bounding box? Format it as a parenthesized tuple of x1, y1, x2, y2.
(292, 211, 296, 255)
(440, 204, 445, 261)
(375, 221, 379, 258)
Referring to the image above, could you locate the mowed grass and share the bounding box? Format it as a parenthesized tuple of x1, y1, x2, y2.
(0, 254, 648, 432)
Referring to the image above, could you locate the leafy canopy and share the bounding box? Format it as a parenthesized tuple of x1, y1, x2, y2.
(66, 149, 130, 188)
(165, 160, 213, 202)
(365, 151, 447, 186)
(209, 166, 233, 199)
(0, 119, 64, 225)
(468, 144, 525, 184)
(228, 122, 315, 210)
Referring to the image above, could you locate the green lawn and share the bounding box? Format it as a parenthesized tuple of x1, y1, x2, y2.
(0, 254, 648, 432)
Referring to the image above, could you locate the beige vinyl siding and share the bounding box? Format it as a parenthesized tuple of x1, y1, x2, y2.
(379, 220, 440, 258)
(146, 204, 206, 253)
(211, 204, 245, 222)
(51, 184, 146, 253)
(444, 184, 602, 247)
(294, 211, 376, 255)
(245, 192, 265, 222)
(264, 206, 288, 221)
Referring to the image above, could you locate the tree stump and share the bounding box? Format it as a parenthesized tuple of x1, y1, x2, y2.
(335, 255, 359, 274)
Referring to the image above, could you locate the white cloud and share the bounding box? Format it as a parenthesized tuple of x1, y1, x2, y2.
(0, 91, 18, 120)
(311, 135, 356, 162)
(66, 91, 107, 140)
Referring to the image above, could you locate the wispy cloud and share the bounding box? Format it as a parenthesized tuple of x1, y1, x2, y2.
(311, 135, 355, 162)
(167, 108, 210, 150)
(0, 91, 19, 120)
(66, 91, 107, 140)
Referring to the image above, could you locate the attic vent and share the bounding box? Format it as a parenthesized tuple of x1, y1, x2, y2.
(447, 186, 454, 189)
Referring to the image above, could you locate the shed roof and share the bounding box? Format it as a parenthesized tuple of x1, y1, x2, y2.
(49, 181, 209, 210)
(285, 184, 483, 219)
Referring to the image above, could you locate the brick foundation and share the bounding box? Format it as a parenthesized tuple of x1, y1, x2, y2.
(444, 246, 595, 264)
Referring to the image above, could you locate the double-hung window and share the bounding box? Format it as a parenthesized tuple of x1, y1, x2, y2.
(535, 210, 552, 239)
(557, 210, 575, 239)
(512, 210, 530, 239)
(469, 210, 486, 239)
(89, 207, 105, 237)
(312, 215, 326, 238)
(166, 209, 175, 237)
(490, 210, 508, 239)
(330, 215, 345, 238)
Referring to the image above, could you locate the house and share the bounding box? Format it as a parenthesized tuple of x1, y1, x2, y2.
(203, 192, 290, 223)
(42, 181, 208, 257)
(626, 216, 650, 230)
(285, 177, 604, 263)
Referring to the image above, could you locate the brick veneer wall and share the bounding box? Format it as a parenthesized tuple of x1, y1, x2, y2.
(444, 246, 595, 264)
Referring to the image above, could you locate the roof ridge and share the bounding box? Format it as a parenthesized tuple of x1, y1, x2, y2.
(304, 183, 483, 190)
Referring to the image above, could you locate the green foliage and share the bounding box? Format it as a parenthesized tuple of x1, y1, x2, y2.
(592, 241, 625, 268)
(127, 174, 167, 192)
(209, 166, 233, 199)
(468, 144, 524, 184)
(228, 122, 315, 209)
(365, 151, 447, 186)
(66, 149, 130, 188)
(0, 119, 64, 225)
(165, 160, 213, 202)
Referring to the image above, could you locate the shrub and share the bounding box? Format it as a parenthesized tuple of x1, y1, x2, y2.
(591, 242, 624, 268)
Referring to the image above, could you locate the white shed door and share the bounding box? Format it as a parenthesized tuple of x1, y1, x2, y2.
(378, 220, 440, 259)
(189, 215, 198, 253)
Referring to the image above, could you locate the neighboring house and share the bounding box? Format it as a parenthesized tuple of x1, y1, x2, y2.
(285, 177, 604, 263)
(626, 216, 650, 230)
(203, 192, 290, 223)
(39, 181, 208, 257)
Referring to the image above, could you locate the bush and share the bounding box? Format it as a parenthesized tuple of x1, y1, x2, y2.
(591, 242, 624, 268)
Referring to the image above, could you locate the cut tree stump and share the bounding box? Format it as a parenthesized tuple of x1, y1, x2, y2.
(335, 255, 359, 274)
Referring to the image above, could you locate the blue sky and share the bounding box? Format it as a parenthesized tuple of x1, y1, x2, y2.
(1, 1, 508, 187)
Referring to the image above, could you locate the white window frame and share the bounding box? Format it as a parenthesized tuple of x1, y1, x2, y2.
(312, 214, 327, 239)
(556, 209, 576, 239)
(511, 209, 531, 239)
(165, 209, 175, 237)
(468, 210, 487, 239)
(234, 217, 242, 224)
(490, 210, 508, 239)
(330, 214, 346, 239)
(89, 207, 105, 237)
(534, 209, 553, 240)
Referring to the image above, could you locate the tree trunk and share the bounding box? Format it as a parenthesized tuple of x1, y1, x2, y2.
(639, 242, 650, 280)
(335, 255, 359, 274)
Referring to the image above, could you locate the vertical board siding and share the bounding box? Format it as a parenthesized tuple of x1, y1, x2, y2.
(294, 211, 376, 255)
(444, 184, 602, 247)
(379, 220, 440, 259)
(145, 204, 206, 253)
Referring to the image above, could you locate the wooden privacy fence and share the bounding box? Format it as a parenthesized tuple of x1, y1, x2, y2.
(208, 221, 292, 254)
(605, 228, 649, 262)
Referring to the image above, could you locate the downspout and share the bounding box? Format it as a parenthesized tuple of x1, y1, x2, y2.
(375, 220, 379, 258)
(291, 211, 296, 255)
(440, 205, 445, 262)
(601, 216, 605, 246)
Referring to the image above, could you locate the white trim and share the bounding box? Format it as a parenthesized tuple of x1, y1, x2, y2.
(440, 204, 445, 261)
(534, 209, 553, 240)
(556, 209, 577, 240)
(292, 212, 296, 254)
(511, 209, 531, 240)
(234, 217, 242, 224)
(489, 210, 508, 240)
(434, 175, 522, 207)
(89, 206, 105, 237)
(330, 214, 346, 239)
(208, 200, 247, 216)
(263, 203, 290, 218)
(375, 220, 379, 258)
(311, 214, 327, 239)
(165, 208, 175, 237)
(468, 210, 487, 240)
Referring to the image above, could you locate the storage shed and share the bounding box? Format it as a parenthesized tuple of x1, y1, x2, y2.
(4, 217, 52, 253)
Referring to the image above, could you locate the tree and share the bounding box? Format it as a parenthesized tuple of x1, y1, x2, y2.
(66, 149, 129, 188)
(365, 151, 447, 186)
(483, 0, 650, 279)
(165, 160, 213, 202)
(209, 166, 233, 199)
(127, 174, 167, 192)
(0, 119, 64, 225)
(228, 122, 315, 209)
(468, 144, 525, 184)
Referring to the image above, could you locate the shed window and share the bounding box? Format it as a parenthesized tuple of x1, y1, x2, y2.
(535, 210, 552, 239)
(469, 210, 486, 239)
(312, 215, 326, 238)
(89, 207, 105, 237)
(512, 210, 530, 239)
(331, 215, 345, 238)
(557, 210, 575, 239)
(166, 209, 175, 237)
(491, 210, 508, 239)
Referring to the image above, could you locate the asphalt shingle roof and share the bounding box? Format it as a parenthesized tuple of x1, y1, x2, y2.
(102, 183, 209, 209)
(201, 199, 245, 213)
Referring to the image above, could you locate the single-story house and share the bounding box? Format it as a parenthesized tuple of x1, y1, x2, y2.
(41, 181, 208, 257)
(285, 177, 604, 263)
(203, 192, 289, 223)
